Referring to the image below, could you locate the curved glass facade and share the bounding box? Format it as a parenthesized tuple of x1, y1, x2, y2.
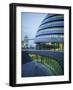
(35, 14, 64, 43)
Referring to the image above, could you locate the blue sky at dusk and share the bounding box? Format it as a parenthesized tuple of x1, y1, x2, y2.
(21, 12, 47, 46)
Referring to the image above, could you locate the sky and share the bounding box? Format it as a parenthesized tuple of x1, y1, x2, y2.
(21, 12, 47, 47)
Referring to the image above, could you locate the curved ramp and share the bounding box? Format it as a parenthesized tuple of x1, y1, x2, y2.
(23, 49, 64, 61)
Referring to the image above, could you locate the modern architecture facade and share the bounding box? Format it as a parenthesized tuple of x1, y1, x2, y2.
(35, 14, 64, 50)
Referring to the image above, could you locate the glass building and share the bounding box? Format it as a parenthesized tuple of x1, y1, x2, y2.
(35, 14, 64, 51)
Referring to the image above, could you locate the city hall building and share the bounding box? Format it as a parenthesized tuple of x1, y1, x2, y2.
(35, 14, 64, 51)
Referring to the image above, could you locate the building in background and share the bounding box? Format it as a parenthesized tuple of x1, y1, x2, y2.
(21, 35, 29, 49)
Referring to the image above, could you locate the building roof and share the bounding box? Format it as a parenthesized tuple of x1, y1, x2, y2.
(35, 14, 64, 43)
